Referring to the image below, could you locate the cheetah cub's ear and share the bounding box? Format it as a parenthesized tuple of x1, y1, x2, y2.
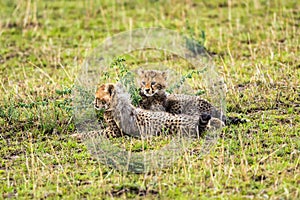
(137, 69, 145, 76)
(95, 83, 115, 100)
(161, 70, 168, 80)
(105, 83, 115, 96)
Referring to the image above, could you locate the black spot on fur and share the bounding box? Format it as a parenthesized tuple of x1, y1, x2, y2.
(107, 84, 114, 96)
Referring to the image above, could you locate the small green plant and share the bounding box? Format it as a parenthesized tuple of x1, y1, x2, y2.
(109, 57, 128, 80)
(109, 57, 142, 106)
(166, 69, 207, 94)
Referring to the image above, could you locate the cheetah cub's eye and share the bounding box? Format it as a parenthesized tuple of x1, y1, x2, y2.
(142, 81, 146, 85)
(151, 82, 156, 85)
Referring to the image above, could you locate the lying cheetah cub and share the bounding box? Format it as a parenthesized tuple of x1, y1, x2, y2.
(94, 83, 212, 138)
(137, 69, 244, 125)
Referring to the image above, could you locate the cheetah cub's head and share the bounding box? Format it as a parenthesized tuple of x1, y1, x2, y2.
(137, 69, 167, 97)
(94, 83, 115, 110)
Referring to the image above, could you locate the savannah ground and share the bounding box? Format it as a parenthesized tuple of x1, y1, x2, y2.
(0, 0, 299, 199)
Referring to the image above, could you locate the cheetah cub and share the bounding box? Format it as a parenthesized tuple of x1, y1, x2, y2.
(137, 69, 244, 126)
(94, 83, 212, 138)
(94, 84, 123, 138)
(72, 84, 124, 140)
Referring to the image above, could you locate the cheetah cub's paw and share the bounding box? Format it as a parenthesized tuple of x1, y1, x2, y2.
(208, 117, 225, 131)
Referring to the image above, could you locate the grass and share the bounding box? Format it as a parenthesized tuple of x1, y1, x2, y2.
(0, 0, 299, 199)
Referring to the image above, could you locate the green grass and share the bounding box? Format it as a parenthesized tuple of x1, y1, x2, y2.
(0, 0, 299, 199)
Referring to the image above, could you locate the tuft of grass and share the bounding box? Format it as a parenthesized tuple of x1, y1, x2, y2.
(112, 57, 142, 106)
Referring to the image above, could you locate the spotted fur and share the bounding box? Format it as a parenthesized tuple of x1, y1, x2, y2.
(138, 70, 245, 126)
(94, 84, 123, 138)
(137, 69, 168, 111)
(94, 83, 212, 138)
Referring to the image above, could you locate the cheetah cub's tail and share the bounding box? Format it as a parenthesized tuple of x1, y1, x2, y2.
(226, 116, 249, 125)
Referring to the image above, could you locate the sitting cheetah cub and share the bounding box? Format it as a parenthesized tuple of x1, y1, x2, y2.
(137, 69, 168, 111)
(137, 69, 244, 126)
(72, 84, 124, 140)
(94, 83, 212, 138)
(94, 84, 123, 138)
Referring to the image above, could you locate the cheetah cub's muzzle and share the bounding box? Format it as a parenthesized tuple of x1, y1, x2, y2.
(142, 81, 159, 97)
(94, 98, 108, 110)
